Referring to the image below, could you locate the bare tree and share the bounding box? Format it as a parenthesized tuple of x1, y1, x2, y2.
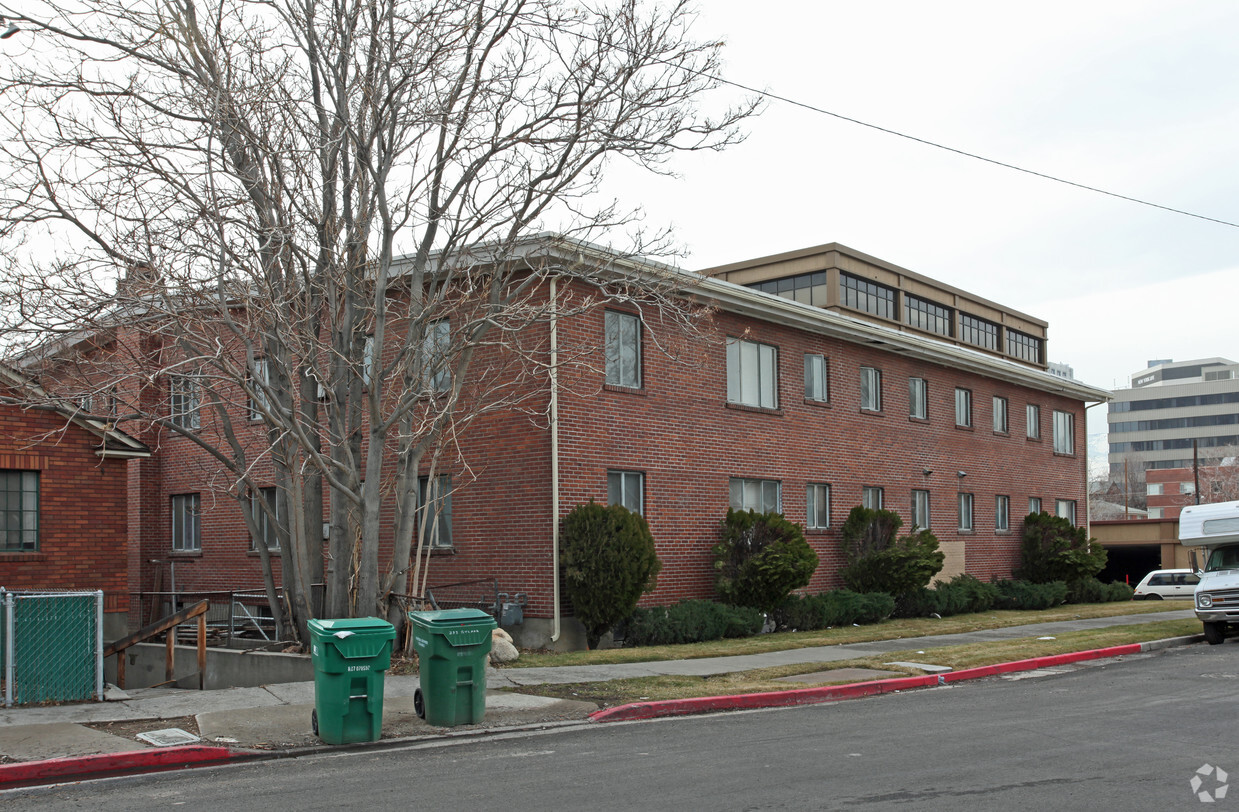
(0, 0, 755, 640)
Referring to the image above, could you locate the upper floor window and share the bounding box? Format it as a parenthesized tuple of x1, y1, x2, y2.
(840, 273, 896, 320)
(806, 483, 831, 529)
(605, 310, 642, 389)
(804, 354, 829, 402)
(862, 486, 884, 510)
(860, 367, 882, 412)
(1053, 410, 1075, 454)
(959, 314, 999, 351)
(912, 489, 931, 529)
(730, 477, 781, 513)
(171, 492, 201, 552)
(995, 495, 1010, 531)
(955, 387, 972, 427)
(421, 320, 451, 393)
(749, 272, 828, 307)
(1026, 404, 1041, 439)
(0, 471, 39, 552)
(250, 486, 281, 551)
(418, 474, 453, 548)
(993, 396, 1009, 434)
(1007, 329, 1043, 364)
(909, 377, 928, 420)
(905, 295, 953, 337)
(1029, 496, 1042, 514)
(169, 373, 201, 430)
(249, 357, 270, 421)
(362, 334, 375, 387)
(608, 470, 644, 515)
(727, 338, 778, 409)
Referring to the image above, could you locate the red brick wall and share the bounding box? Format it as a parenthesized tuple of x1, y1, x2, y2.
(0, 403, 131, 613)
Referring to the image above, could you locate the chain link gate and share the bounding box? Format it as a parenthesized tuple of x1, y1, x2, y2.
(1, 589, 104, 707)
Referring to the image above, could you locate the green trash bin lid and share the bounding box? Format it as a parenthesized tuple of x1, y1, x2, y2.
(408, 608, 496, 646)
(309, 617, 396, 659)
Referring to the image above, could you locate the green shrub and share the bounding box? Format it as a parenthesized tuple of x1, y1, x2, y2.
(714, 509, 818, 613)
(623, 600, 764, 646)
(994, 579, 1067, 610)
(772, 589, 894, 631)
(560, 501, 661, 649)
(839, 506, 944, 599)
(1065, 577, 1135, 604)
(1015, 512, 1107, 584)
(938, 574, 1001, 614)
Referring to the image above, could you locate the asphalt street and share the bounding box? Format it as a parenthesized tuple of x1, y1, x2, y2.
(5, 637, 1235, 810)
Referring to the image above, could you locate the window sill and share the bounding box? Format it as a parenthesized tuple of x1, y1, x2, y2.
(993, 431, 1010, 438)
(908, 416, 929, 425)
(859, 408, 884, 417)
(1026, 436, 1042, 443)
(955, 424, 974, 432)
(1052, 451, 1076, 459)
(604, 384, 646, 396)
(725, 402, 783, 417)
(804, 398, 832, 408)
(170, 551, 202, 558)
(957, 529, 975, 535)
(0, 551, 42, 560)
(247, 550, 281, 557)
(806, 527, 832, 534)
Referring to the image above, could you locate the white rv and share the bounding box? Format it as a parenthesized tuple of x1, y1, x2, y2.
(1180, 500, 1239, 644)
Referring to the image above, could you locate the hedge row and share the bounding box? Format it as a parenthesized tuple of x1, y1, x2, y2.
(623, 600, 765, 646)
(771, 589, 895, 632)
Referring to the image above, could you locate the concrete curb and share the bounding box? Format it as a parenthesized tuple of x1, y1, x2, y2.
(0, 745, 250, 789)
(589, 640, 1178, 723)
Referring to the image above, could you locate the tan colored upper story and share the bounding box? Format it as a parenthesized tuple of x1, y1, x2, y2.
(700, 243, 1049, 371)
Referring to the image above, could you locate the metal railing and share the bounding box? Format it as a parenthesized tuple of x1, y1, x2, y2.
(104, 600, 208, 690)
(132, 589, 282, 645)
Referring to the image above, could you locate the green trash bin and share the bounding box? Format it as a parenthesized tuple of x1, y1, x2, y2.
(307, 617, 396, 744)
(408, 608, 497, 726)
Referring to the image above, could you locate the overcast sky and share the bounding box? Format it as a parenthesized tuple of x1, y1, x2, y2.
(598, 0, 1239, 460)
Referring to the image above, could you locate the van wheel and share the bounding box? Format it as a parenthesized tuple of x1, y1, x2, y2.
(1147, 594, 1163, 600)
(1204, 622, 1226, 645)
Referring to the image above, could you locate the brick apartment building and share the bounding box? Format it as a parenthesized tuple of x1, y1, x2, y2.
(13, 239, 1109, 648)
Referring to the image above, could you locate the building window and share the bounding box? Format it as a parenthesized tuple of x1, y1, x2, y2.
(912, 489, 930, 530)
(249, 358, 269, 421)
(608, 470, 644, 514)
(955, 388, 972, 427)
(1007, 329, 1043, 364)
(1053, 410, 1074, 454)
(996, 495, 1010, 531)
(1147, 483, 1163, 496)
(749, 271, 829, 307)
(860, 367, 882, 412)
(993, 396, 1009, 434)
(418, 475, 453, 548)
(1182, 482, 1196, 495)
(862, 486, 884, 510)
(905, 295, 953, 337)
(362, 334, 375, 387)
(959, 314, 999, 351)
(1029, 496, 1042, 515)
(171, 493, 201, 552)
(605, 310, 642, 389)
(0, 471, 39, 552)
(804, 354, 829, 402)
(840, 273, 896, 320)
(958, 492, 974, 530)
(169, 373, 201, 430)
(730, 477, 781, 513)
(1055, 498, 1077, 525)
(806, 483, 831, 529)
(250, 487, 281, 551)
(421, 320, 451, 393)
(1148, 507, 1164, 519)
(726, 338, 779, 409)
(909, 377, 927, 420)
(1026, 404, 1041, 439)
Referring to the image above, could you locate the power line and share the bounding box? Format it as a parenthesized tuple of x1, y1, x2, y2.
(718, 76, 1239, 229)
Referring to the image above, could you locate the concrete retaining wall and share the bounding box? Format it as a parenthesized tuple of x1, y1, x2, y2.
(106, 643, 313, 690)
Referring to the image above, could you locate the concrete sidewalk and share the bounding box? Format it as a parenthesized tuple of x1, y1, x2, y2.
(0, 608, 1199, 787)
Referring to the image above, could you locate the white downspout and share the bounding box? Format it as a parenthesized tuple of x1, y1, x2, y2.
(549, 276, 561, 643)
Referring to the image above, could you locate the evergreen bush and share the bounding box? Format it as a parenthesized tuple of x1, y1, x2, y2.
(839, 506, 944, 599)
(560, 501, 661, 649)
(994, 579, 1068, 610)
(713, 509, 818, 613)
(624, 600, 764, 646)
(1015, 512, 1107, 584)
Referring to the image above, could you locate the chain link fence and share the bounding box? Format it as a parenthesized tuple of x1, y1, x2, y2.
(1, 588, 103, 707)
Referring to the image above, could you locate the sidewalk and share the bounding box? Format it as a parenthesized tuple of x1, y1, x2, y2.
(0, 608, 1199, 787)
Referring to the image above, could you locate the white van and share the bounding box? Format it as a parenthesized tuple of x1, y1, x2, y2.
(1179, 500, 1239, 645)
(1133, 568, 1200, 600)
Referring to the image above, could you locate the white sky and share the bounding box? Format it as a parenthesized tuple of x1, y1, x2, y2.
(597, 0, 1239, 466)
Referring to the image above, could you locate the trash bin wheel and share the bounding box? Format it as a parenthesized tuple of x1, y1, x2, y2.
(311, 708, 318, 735)
(414, 688, 425, 719)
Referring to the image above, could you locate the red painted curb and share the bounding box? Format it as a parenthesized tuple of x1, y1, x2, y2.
(589, 643, 1146, 723)
(0, 745, 239, 789)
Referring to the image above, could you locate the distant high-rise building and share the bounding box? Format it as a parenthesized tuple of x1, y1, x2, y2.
(1108, 357, 1239, 477)
(1048, 361, 1076, 381)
